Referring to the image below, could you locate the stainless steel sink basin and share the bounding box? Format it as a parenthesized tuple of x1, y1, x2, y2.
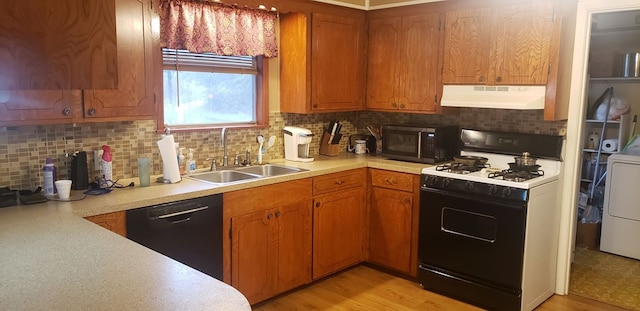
(235, 164, 308, 177)
(188, 170, 260, 184)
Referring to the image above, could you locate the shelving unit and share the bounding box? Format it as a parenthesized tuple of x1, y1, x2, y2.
(580, 114, 631, 184)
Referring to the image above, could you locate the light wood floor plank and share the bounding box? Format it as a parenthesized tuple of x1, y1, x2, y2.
(254, 265, 627, 311)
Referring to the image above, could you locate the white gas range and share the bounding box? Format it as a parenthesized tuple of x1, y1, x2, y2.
(418, 129, 564, 311)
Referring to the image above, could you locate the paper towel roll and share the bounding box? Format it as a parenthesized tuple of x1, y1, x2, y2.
(157, 135, 181, 183)
(602, 138, 619, 152)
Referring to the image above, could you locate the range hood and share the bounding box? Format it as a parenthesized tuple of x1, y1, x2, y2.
(440, 85, 546, 110)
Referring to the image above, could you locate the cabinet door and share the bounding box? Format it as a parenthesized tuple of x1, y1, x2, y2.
(311, 13, 365, 112)
(313, 187, 365, 279)
(397, 13, 441, 112)
(83, 0, 155, 121)
(0, 0, 117, 90)
(442, 8, 491, 84)
(369, 187, 413, 274)
(275, 202, 312, 293)
(490, 2, 555, 85)
(0, 90, 80, 125)
(231, 209, 276, 304)
(366, 17, 402, 110)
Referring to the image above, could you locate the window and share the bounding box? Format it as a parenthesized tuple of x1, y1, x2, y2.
(161, 48, 267, 130)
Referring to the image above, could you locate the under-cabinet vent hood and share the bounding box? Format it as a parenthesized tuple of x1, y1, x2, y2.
(440, 85, 546, 110)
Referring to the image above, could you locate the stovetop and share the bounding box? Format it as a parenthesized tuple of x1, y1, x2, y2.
(422, 151, 561, 189)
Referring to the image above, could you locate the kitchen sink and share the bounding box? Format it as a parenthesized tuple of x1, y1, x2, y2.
(187, 164, 308, 184)
(235, 164, 308, 177)
(188, 170, 261, 184)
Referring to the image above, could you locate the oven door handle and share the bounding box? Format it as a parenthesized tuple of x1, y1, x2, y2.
(421, 187, 527, 209)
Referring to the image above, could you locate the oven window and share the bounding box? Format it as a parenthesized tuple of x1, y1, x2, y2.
(441, 207, 497, 242)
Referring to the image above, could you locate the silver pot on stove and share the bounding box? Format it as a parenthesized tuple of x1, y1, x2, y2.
(514, 152, 537, 166)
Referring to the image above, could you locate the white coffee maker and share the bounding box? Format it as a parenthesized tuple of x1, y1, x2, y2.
(283, 126, 314, 162)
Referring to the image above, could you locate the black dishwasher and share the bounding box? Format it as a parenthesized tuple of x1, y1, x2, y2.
(126, 194, 223, 280)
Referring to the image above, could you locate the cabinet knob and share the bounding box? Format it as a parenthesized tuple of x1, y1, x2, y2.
(62, 108, 71, 116)
(315, 202, 321, 208)
(399, 104, 405, 109)
(87, 108, 96, 116)
(313, 103, 318, 109)
(404, 197, 410, 204)
(267, 213, 273, 220)
(275, 211, 281, 218)
(385, 178, 396, 185)
(478, 76, 485, 82)
(335, 180, 344, 185)
(391, 102, 397, 108)
(496, 76, 502, 83)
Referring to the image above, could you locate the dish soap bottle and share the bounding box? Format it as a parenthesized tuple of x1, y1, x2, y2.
(101, 145, 113, 181)
(186, 149, 196, 174)
(178, 147, 186, 175)
(43, 157, 57, 196)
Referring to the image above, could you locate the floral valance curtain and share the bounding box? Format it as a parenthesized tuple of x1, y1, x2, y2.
(158, 0, 278, 57)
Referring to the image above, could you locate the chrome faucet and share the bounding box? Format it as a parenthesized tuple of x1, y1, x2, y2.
(221, 128, 229, 167)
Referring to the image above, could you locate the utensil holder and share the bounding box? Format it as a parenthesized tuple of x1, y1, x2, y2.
(319, 132, 340, 156)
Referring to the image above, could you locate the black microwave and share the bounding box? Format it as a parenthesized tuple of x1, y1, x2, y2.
(381, 124, 460, 164)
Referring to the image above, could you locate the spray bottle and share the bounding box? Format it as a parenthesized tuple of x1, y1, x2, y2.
(43, 157, 57, 196)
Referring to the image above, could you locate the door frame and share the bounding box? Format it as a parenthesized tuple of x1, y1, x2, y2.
(557, 0, 640, 294)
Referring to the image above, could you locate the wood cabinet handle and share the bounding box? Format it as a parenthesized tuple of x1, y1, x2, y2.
(478, 76, 485, 82)
(496, 76, 502, 83)
(384, 178, 396, 185)
(62, 108, 71, 116)
(87, 108, 96, 116)
(275, 211, 281, 218)
(315, 202, 321, 208)
(334, 180, 344, 185)
(267, 213, 273, 220)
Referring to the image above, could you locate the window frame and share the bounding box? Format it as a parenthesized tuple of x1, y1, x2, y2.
(155, 52, 269, 133)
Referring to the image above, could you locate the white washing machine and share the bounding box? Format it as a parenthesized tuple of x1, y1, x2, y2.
(600, 152, 640, 260)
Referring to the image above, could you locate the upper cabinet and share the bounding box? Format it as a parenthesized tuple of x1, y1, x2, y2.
(443, 2, 556, 85)
(0, 0, 118, 91)
(367, 13, 443, 113)
(280, 12, 366, 113)
(0, 0, 157, 126)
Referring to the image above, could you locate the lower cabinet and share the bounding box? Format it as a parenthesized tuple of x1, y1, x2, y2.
(312, 169, 367, 279)
(224, 178, 313, 304)
(85, 211, 127, 237)
(368, 169, 420, 276)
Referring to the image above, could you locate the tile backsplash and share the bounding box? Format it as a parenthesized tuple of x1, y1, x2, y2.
(0, 109, 565, 190)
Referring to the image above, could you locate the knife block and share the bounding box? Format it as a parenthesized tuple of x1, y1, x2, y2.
(319, 132, 340, 156)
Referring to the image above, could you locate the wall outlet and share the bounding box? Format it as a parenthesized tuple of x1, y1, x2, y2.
(94, 149, 104, 171)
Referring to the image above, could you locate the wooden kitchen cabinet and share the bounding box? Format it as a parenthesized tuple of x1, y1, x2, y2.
(368, 169, 420, 276)
(0, 0, 156, 126)
(224, 179, 312, 304)
(312, 169, 366, 279)
(443, 2, 556, 85)
(280, 12, 366, 113)
(367, 13, 443, 113)
(85, 211, 127, 237)
(0, 0, 118, 91)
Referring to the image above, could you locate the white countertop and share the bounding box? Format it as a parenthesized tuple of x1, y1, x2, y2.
(0, 154, 428, 310)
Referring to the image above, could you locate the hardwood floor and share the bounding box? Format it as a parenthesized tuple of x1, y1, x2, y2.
(253, 265, 627, 311)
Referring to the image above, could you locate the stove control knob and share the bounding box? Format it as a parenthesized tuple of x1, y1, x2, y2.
(489, 185, 499, 195)
(502, 187, 512, 197)
(427, 176, 438, 186)
(465, 182, 475, 191)
(442, 178, 451, 187)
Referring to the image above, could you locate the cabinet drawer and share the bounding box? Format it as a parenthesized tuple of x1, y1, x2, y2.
(370, 169, 414, 192)
(313, 168, 366, 196)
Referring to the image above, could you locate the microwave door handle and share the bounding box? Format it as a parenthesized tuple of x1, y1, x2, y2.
(417, 133, 422, 158)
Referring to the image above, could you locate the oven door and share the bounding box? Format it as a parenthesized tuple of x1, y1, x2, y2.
(419, 187, 526, 290)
